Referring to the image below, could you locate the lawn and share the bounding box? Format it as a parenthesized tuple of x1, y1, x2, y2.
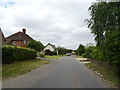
(45, 55, 65, 59)
(85, 63, 120, 88)
(2, 59, 50, 80)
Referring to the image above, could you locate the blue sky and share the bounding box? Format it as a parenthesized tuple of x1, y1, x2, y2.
(0, 0, 96, 49)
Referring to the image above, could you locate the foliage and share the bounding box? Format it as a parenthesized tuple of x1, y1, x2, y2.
(86, 2, 120, 47)
(86, 2, 120, 76)
(82, 46, 94, 58)
(104, 30, 120, 68)
(2, 45, 15, 64)
(91, 47, 104, 61)
(51, 51, 57, 55)
(37, 52, 45, 57)
(66, 49, 73, 53)
(14, 46, 37, 61)
(56, 47, 67, 55)
(2, 45, 37, 64)
(27, 40, 44, 52)
(77, 44, 85, 55)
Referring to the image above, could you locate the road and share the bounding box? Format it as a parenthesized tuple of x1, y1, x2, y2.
(3, 55, 107, 88)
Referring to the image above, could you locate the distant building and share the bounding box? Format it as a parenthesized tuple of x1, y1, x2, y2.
(5, 28, 33, 47)
(44, 43, 57, 55)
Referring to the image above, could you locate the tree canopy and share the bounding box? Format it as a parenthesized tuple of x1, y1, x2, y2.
(86, 1, 120, 75)
(27, 40, 44, 52)
(77, 44, 85, 55)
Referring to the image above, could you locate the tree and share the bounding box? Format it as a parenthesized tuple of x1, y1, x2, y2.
(27, 40, 44, 52)
(82, 46, 94, 58)
(66, 49, 73, 53)
(77, 44, 85, 55)
(86, 1, 120, 75)
(56, 47, 67, 55)
(86, 2, 120, 48)
(104, 30, 120, 67)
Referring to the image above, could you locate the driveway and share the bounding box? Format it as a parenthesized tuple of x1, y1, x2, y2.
(3, 55, 107, 88)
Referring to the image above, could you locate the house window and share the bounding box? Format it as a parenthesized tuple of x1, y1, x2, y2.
(24, 40, 26, 44)
(12, 41, 16, 45)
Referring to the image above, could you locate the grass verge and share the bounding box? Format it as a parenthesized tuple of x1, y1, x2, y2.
(45, 55, 65, 59)
(2, 59, 50, 80)
(76, 55, 83, 58)
(85, 63, 120, 88)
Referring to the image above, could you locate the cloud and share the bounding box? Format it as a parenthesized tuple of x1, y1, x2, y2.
(0, 0, 96, 49)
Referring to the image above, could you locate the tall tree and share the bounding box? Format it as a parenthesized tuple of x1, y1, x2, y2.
(86, 2, 120, 48)
(27, 40, 44, 52)
(77, 44, 85, 55)
(86, 1, 120, 75)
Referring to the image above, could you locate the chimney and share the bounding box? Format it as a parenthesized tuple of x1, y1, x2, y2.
(22, 28, 26, 34)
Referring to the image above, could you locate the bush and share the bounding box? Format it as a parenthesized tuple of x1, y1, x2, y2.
(91, 47, 104, 61)
(37, 52, 45, 57)
(14, 46, 37, 61)
(2, 45, 37, 64)
(51, 51, 57, 55)
(82, 46, 94, 58)
(2, 45, 15, 64)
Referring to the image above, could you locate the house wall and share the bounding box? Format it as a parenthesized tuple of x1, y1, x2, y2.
(11, 40, 28, 47)
(44, 45, 55, 51)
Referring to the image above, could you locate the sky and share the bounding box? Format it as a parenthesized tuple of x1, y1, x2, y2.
(0, 0, 97, 50)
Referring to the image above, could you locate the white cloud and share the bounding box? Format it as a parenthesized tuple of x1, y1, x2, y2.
(0, 0, 96, 50)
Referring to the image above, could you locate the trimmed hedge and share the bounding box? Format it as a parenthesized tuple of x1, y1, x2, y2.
(2, 45, 15, 64)
(2, 45, 37, 64)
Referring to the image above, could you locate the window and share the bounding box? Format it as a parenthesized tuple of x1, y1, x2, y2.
(24, 40, 26, 44)
(12, 41, 16, 45)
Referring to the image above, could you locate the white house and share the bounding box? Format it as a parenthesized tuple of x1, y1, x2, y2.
(44, 43, 58, 55)
(44, 43, 56, 51)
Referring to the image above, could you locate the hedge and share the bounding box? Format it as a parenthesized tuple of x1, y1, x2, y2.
(2, 45, 15, 64)
(2, 45, 37, 64)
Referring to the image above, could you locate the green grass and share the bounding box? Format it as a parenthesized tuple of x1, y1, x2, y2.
(76, 55, 83, 58)
(2, 59, 50, 80)
(85, 63, 120, 88)
(45, 55, 65, 59)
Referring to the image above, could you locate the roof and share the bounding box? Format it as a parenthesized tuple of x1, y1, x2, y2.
(45, 43, 56, 50)
(0, 28, 5, 39)
(5, 31, 33, 41)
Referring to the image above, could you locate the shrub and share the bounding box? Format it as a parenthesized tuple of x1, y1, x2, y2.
(2, 45, 15, 64)
(37, 52, 45, 57)
(91, 47, 104, 61)
(82, 46, 94, 58)
(51, 51, 57, 55)
(14, 46, 37, 61)
(2, 45, 37, 64)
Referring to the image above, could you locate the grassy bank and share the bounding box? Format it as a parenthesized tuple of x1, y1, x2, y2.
(2, 59, 50, 80)
(76, 55, 83, 58)
(45, 55, 65, 59)
(85, 63, 120, 88)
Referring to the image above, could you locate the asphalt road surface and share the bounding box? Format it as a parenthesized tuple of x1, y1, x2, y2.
(3, 55, 107, 88)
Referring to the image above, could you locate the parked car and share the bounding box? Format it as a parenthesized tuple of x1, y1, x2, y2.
(66, 53, 71, 56)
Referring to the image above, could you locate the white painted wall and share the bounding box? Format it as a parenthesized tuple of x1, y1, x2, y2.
(44, 45, 55, 51)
